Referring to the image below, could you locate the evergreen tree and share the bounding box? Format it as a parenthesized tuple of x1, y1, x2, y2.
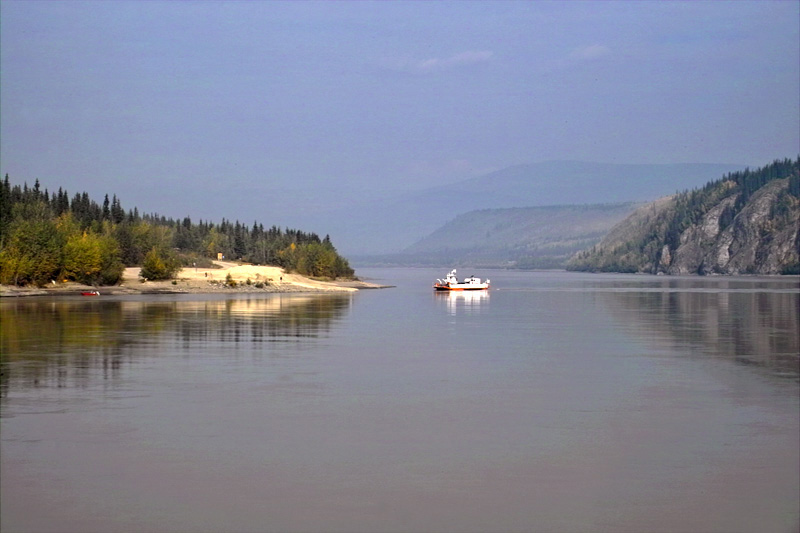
(111, 195, 125, 224)
(0, 174, 11, 241)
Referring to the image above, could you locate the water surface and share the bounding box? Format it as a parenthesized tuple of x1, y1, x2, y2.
(2, 269, 798, 532)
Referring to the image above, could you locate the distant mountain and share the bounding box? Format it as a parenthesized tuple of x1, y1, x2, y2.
(323, 161, 745, 255)
(392, 203, 640, 268)
(567, 158, 800, 275)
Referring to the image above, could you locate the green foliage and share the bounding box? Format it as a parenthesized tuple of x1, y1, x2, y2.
(176, 252, 217, 269)
(62, 230, 124, 285)
(139, 247, 181, 281)
(0, 202, 63, 286)
(781, 262, 800, 275)
(277, 240, 354, 279)
(789, 171, 800, 198)
(0, 176, 355, 286)
(95, 234, 125, 285)
(63, 232, 102, 282)
(0, 175, 13, 240)
(515, 255, 574, 270)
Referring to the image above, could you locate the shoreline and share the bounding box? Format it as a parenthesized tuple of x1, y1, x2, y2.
(0, 262, 391, 298)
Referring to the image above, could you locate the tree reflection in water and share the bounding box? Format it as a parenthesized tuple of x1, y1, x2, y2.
(598, 283, 799, 380)
(0, 294, 352, 398)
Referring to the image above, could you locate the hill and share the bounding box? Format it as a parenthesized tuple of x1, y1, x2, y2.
(567, 158, 800, 275)
(397, 203, 640, 268)
(319, 161, 745, 255)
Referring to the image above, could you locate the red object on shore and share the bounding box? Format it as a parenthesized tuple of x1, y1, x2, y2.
(81, 291, 100, 296)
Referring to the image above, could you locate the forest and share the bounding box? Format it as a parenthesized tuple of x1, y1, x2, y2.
(0, 176, 354, 287)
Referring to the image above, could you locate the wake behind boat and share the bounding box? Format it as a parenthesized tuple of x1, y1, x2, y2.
(433, 269, 490, 291)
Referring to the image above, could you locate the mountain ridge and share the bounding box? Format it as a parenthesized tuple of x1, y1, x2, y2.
(391, 203, 641, 268)
(321, 160, 744, 255)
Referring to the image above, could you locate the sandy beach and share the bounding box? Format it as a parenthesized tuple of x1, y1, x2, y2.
(0, 261, 387, 297)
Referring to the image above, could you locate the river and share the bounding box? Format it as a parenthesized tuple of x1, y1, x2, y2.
(1, 268, 798, 533)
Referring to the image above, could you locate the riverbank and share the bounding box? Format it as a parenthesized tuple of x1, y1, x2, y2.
(0, 261, 389, 298)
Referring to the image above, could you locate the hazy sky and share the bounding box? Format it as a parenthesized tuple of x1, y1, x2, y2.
(1, 1, 798, 220)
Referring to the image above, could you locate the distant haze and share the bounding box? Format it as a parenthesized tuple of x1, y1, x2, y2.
(314, 161, 746, 254)
(1, 1, 797, 253)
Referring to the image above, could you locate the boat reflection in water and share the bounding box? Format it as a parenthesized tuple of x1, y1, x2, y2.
(435, 288, 489, 315)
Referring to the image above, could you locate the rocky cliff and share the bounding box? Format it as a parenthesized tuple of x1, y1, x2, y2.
(568, 159, 800, 275)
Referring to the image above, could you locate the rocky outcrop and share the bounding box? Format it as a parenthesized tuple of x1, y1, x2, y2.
(568, 159, 800, 275)
(668, 180, 798, 274)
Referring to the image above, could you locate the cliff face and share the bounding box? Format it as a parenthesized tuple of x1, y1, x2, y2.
(568, 159, 800, 275)
(668, 180, 798, 274)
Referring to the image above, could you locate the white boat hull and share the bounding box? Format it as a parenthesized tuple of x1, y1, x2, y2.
(433, 269, 490, 291)
(433, 283, 489, 291)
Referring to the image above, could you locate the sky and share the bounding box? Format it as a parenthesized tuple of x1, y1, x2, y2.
(1, 0, 798, 225)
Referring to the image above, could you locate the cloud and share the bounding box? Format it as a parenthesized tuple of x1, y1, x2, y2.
(568, 44, 612, 61)
(382, 50, 493, 74)
(418, 50, 493, 71)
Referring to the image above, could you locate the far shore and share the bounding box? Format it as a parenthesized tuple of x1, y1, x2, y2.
(0, 261, 390, 298)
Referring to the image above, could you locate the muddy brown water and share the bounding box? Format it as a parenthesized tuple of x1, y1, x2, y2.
(2, 269, 798, 532)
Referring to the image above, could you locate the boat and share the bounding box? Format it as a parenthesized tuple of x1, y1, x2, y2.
(433, 269, 490, 291)
(81, 291, 100, 296)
